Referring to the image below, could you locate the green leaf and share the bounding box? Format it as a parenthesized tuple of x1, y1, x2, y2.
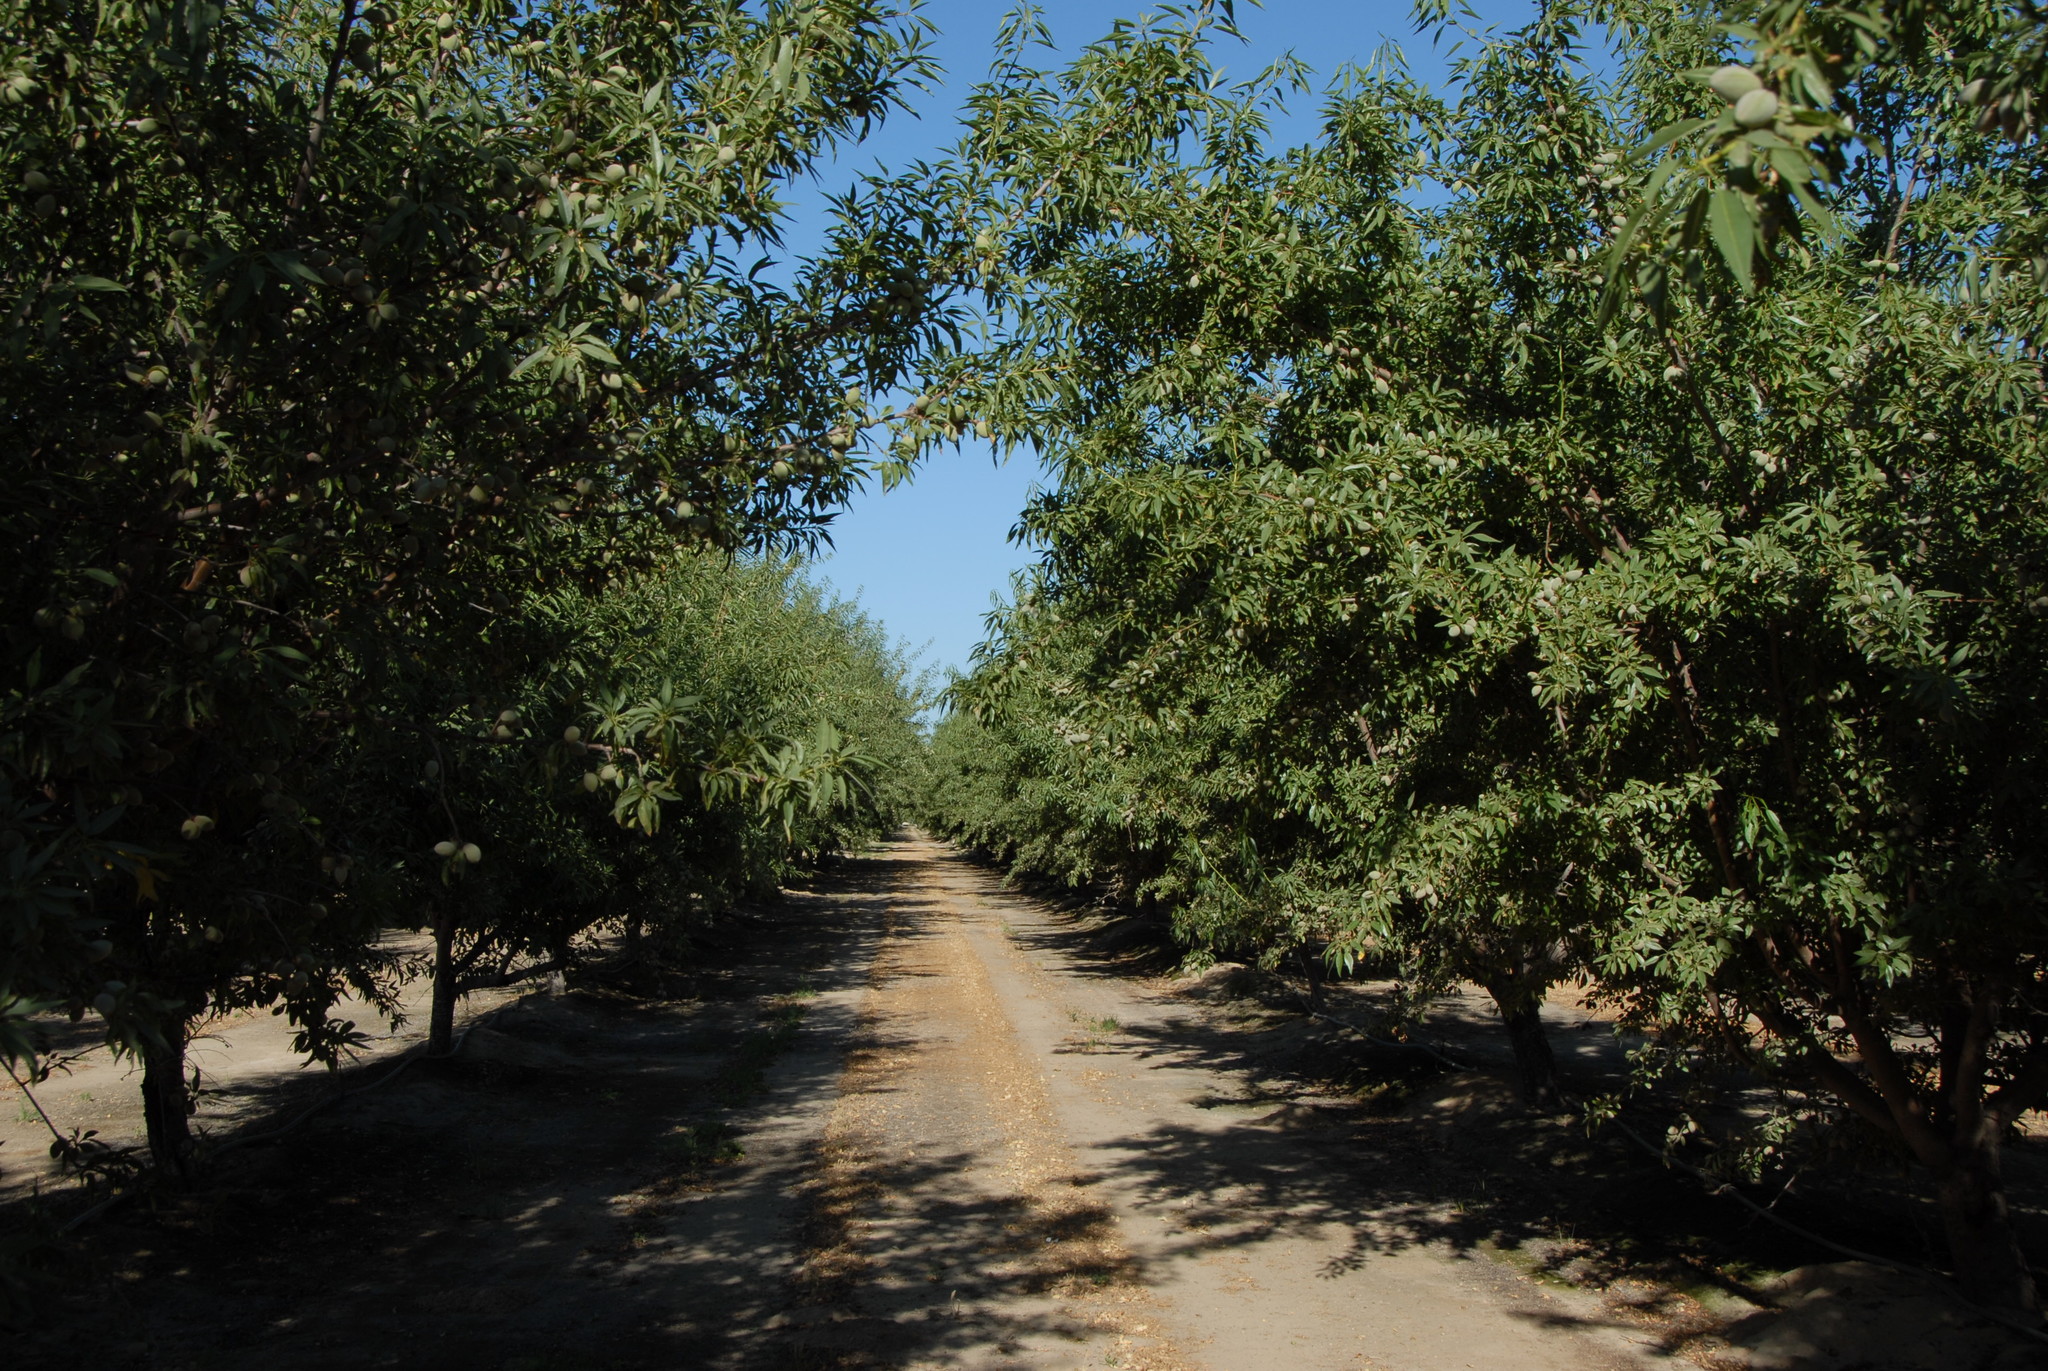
(1706, 186, 1755, 293)
(1638, 117, 1713, 156)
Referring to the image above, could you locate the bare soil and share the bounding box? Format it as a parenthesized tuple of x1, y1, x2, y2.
(5, 834, 2042, 1369)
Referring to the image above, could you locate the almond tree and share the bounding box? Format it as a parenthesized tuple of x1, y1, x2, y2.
(932, 0, 2048, 1313)
(1, 0, 957, 1173)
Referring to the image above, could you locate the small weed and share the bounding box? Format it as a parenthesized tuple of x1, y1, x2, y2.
(791, 978, 818, 1000)
(1067, 1009, 1120, 1049)
(709, 1002, 806, 1107)
(661, 1120, 745, 1174)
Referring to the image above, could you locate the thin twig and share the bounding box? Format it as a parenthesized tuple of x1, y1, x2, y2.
(4, 1060, 67, 1150)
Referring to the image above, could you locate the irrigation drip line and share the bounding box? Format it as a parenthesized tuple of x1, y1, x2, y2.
(53, 1011, 496, 1236)
(1301, 1006, 1471, 1071)
(1608, 1119, 2048, 1349)
(211, 1012, 489, 1158)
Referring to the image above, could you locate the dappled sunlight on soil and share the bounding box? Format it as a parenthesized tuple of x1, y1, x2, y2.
(11, 834, 2042, 1369)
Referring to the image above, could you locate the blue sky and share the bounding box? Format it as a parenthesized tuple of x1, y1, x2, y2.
(801, 0, 1545, 692)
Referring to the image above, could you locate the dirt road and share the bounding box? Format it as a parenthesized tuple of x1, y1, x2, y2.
(771, 835, 1651, 1371)
(15, 833, 2039, 1369)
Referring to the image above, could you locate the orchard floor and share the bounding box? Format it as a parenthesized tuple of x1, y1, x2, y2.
(7, 833, 2043, 1369)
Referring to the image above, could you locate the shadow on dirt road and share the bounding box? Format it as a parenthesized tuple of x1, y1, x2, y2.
(8, 835, 2042, 1371)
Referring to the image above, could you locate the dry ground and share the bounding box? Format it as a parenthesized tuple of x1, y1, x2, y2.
(4, 832, 2043, 1370)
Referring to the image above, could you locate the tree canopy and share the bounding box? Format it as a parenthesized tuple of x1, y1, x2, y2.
(923, 0, 2048, 1314)
(2, 0, 945, 1176)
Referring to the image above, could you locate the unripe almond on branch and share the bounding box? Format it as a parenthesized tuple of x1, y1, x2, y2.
(461, 843, 481, 864)
(1733, 89, 1779, 128)
(434, 840, 458, 857)
(1708, 65, 1762, 103)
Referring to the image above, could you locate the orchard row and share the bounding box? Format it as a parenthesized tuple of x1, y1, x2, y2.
(922, 0, 2048, 1316)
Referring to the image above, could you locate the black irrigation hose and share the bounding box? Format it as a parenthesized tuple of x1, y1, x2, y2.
(55, 1013, 494, 1235)
(1301, 1005, 1472, 1071)
(1608, 1118, 2048, 1350)
(52, 1189, 128, 1235)
(211, 1010, 496, 1157)
(1287, 987, 2048, 1348)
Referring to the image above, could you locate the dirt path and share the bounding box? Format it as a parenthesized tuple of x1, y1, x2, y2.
(17, 833, 2041, 1369)
(766, 834, 1650, 1371)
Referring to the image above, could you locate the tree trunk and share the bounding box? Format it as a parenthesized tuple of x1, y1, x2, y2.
(428, 912, 458, 1057)
(141, 1018, 193, 1178)
(1295, 944, 1326, 1010)
(1936, 1121, 2039, 1315)
(1483, 981, 1563, 1111)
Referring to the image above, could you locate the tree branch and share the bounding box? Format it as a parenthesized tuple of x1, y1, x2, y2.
(290, 0, 363, 218)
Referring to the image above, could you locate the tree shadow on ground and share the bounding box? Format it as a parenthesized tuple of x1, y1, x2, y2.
(15, 841, 2046, 1369)
(9, 868, 903, 1371)
(969, 844, 2048, 1363)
